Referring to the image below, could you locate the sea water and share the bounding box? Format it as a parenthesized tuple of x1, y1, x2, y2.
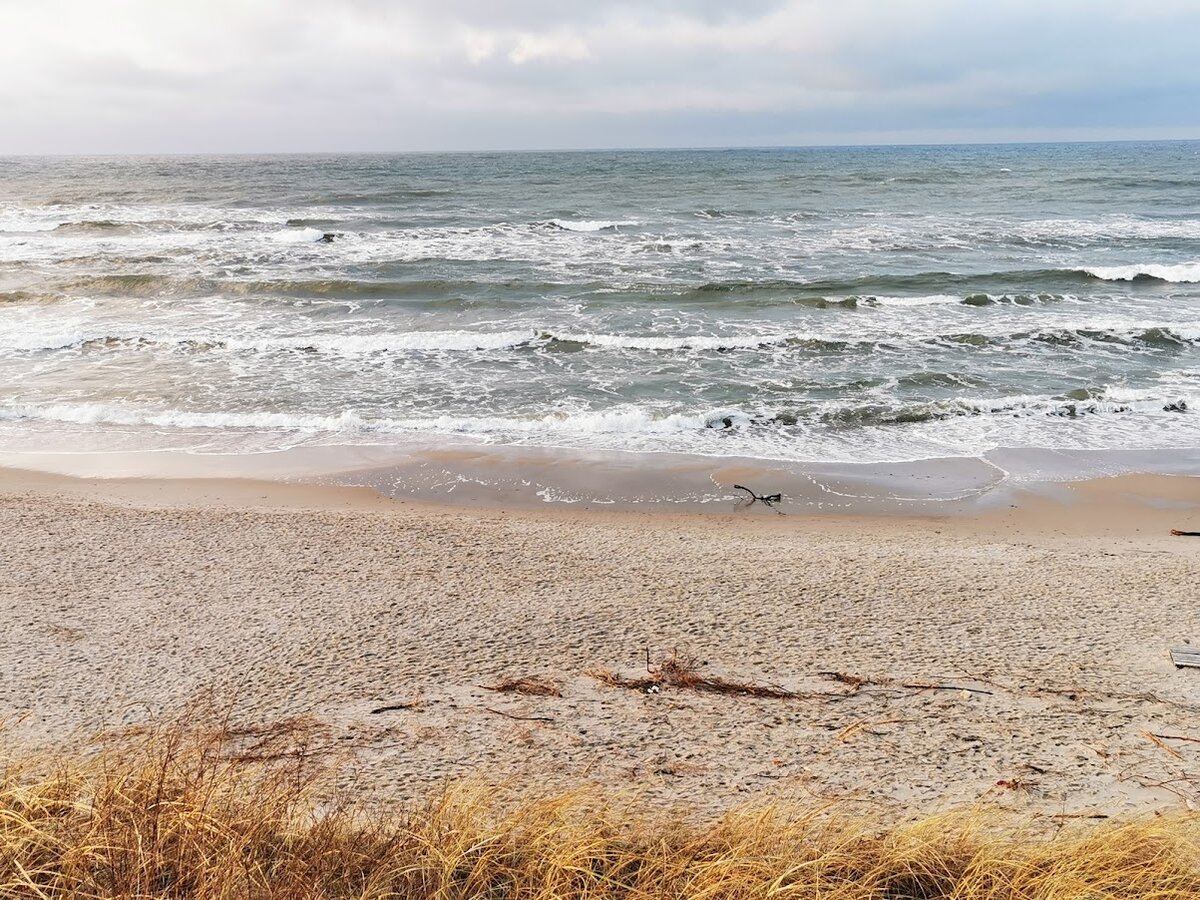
(1, 143, 1198, 475)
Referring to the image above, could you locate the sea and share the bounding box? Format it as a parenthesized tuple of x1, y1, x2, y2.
(2, 143, 1199, 501)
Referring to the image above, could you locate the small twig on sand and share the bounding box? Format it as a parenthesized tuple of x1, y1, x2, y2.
(904, 681, 994, 695)
(1152, 732, 1200, 745)
(1144, 731, 1185, 760)
(1171, 529, 1200, 536)
(370, 701, 422, 714)
(835, 716, 912, 742)
(484, 707, 555, 723)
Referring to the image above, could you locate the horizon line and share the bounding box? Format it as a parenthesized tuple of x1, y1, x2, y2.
(4, 136, 1200, 159)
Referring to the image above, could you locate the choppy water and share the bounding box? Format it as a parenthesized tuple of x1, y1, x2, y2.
(1, 143, 1199, 467)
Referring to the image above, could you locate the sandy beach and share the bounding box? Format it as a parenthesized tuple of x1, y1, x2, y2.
(2, 466, 1199, 821)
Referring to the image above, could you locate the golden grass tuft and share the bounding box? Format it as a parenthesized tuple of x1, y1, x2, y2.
(2, 722, 1199, 898)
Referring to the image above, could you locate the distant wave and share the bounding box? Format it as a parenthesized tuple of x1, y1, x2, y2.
(65, 273, 214, 297)
(1081, 263, 1200, 283)
(22, 265, 1200, 312)
(53, 220, 140, 235)
(7, 325, 1198, 356)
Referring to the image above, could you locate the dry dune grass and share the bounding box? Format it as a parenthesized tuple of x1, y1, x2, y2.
(2, 720, 1199, 899)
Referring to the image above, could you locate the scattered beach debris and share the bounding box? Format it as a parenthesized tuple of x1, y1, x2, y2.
(733, 483, 783, 510)
(817, 670, 994, 696)
(587, 650, 800, 699)
(482, 676, 562, 697)
(1170, 648, 1200, 669)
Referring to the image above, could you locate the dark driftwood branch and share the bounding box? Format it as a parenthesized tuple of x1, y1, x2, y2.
(1171, 529, 1200, 536)
(733, 484, 784, 512)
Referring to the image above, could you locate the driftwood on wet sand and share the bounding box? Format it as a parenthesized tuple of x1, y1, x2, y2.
(733, 484, 784, 511)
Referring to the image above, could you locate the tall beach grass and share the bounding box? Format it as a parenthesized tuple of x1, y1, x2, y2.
(2, 720, 1198, 898)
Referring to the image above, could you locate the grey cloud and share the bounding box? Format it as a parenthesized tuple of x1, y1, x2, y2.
(2, 0, 1198, 153)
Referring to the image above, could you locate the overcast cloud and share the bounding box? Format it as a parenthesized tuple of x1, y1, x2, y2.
(3, 0, 1198, 153)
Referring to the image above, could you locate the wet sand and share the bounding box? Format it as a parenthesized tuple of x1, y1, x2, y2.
(2, 466, 1199, 819)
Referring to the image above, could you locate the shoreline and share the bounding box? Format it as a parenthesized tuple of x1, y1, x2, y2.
(3, 436, 1200, 523)
(2, 465, 1199, 820)
(2, 450, 1200, 537)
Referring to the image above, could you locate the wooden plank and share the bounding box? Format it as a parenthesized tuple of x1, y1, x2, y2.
(1170, 648, 1200, 669)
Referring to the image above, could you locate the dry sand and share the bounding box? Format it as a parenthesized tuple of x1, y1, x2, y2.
(2, 466, 1200, 820)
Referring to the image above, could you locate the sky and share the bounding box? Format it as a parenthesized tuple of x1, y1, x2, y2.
(3, 0, 1199, 153)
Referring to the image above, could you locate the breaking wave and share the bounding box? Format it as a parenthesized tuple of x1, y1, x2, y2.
(1081, 263, 1200, 283)
(4, 326, 1198, 356)
(0, 391, 1188, 441)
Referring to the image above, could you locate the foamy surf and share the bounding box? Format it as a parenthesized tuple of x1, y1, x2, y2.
(546, 219, 638, 232)
(275, 226, 327, 244)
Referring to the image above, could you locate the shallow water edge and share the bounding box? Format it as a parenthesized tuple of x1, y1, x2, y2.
(3, 437, 1200, 517)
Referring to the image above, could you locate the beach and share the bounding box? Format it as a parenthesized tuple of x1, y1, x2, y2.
(4, 145, 1200, 894)
(3, 466, 1199, 821)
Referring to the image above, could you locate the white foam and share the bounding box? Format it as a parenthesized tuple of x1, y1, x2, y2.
(1015, 217, 1200, 243)
(866, 294, 964, 307)
(0, 325, 94, 352)
(274, 226, 326, 244)
(0, 402, 370, 432)
(547, 219, 637, 232)
(557, 332, 783, 351)
(1083, 263, 1200, 283)
(231, 329, 537, 354)
(0, 401, 736, 438)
